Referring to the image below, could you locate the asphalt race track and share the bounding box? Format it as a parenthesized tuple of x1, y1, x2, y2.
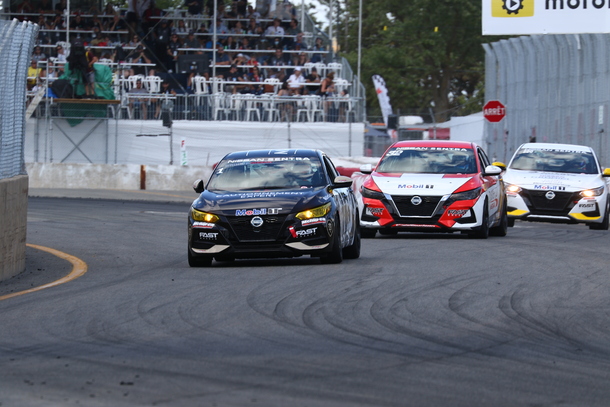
(1, 197, 609, 406)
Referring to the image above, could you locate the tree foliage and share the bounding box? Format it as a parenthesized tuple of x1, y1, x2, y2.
(335, 0, 496, 123)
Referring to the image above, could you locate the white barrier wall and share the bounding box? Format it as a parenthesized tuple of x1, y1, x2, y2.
(0, 175, 28, 281)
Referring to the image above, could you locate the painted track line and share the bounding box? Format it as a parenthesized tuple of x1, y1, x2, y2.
(0, 244, 88, 301)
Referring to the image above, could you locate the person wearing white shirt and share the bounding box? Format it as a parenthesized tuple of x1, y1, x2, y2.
(265, 18, 285, 37)
(287, 67, 305, 95)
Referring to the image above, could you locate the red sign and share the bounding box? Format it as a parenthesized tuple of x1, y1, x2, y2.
(483, 100, 506, 123)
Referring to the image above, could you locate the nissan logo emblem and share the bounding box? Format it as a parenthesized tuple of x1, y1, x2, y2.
(411, 196, 423, 205)
(545, 191, 556, 200)
(251, 216, 264, 227)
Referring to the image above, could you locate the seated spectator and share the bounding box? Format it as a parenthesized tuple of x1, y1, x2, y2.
(224, 35, 239, 51)
(88, 13, 104, 31)
(311, 37, 326, 63)
(232, 52, 248, 66)
(56, 43, 68, 62)
(244, 65, 265, 94)
(246, 5, 261, 20)
(183, 31, 201, 52)
(239, 37, 253, 51)
(27, 60, 41, 90)
(293, 51, 309, 68)
(305, 66, 321, 95)
(287, 67, 305, 95)
(264, 18, 285, 37)
(175, 19, 189, 36)
(154, 79, 176, 117)
(293, 32, 308, 50)
(231, 20, 245, 35)
(129, 78, 150, 119)
(222, 64, 246, 94)
(31, 46, 47, 63)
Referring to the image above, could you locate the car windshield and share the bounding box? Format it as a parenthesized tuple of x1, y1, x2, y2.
(509, 147, 598, 174)
(207, 156, 325, 192)
(376, 147, 477, 174)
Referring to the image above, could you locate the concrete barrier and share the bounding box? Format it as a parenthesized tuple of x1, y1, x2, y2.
(26, 163, 213, 191)
(0, 175, 28, 282)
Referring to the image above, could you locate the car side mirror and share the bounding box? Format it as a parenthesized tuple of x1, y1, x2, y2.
(483, 165, 503, 176)
(492, 161, 507, 171)
(603, 168, 610, 177)
(193, 179, 205, 193)
(359, 163, 373, 174)
(332, 175, 353, 189)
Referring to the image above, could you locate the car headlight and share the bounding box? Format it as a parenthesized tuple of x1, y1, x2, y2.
(580, 186, 605, 197)
(296, 203, 331, 220)
(506, 183, 522, 194)
(361, 186, 385, 200)
(190, 208, 219, 223)
(450, 187, 482, 201)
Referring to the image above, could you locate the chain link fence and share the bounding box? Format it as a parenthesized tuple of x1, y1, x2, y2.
(484, 34, 610, 166)
(0, 19, 38, 179)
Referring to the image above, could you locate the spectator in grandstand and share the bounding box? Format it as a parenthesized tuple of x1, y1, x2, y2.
(221, 64, 246, 94)
(293, 32, 308, 50)
(287, 66, 305, 95)
(183, 31, 201, 52)
(231, 20, 245, 35)
(88, 13, 104, 31)
(320, 71, 336, 116)
(128, 34, 142, 48)
(210, 17, 229, 40)
(166, 33, 182, 71)
(156, 19, 172, 45)
(268, 48, 290, 66)
(129, 78, 150, 118)
(277, 81, 295, 120)
(142, 0, 162, 33)
(244, 65, 265, 94)
(265, 17, 285, 37)
(154, 79, 176, 118)
(69, 13, 88, 31)
(55, 43, 68, 62)
(246, 17, 260, 34)
(293, 51, 309, 68)
(54, 0, 67, 13)
(27, 60, 41, 90)
(246, 4, 261, 20)
(31, 46, 47, 63)
(37, 0, 53, 13)
(239, 37, 253, 51)
(305, 66, 321, 95)
(106, 13, 127, 44)
(232, 53, 248, 67)
(84, 46, 99, 96)
(310, 37, 326, 63)
(224, 35, 239, 51)
(102, 3, 117, 16)
(175, 19, 189, 36)
(130, 44, 153, 75)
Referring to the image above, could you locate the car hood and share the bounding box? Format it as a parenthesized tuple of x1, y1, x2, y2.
(192, 187, 330, 216)
(372, 173, 474, 196)
(503, 169, 604, 191)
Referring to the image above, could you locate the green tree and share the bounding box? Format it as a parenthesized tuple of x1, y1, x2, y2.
(336, 0, 498, 123)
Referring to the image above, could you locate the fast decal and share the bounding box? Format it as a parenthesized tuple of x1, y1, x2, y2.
(192, 222, 215, 229)
(578, 203, 596, 208)
(289, 226, 318, 238)
(447, 209, 469, 217)
(534, 185, 566, 190)
(302, 218, 326, 225)
(199, 232, 219, 240)
(366, 207, 385, 216)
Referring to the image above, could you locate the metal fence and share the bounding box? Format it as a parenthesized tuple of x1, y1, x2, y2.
(484, 34, 610, 167)
(0, 19, 38, 179)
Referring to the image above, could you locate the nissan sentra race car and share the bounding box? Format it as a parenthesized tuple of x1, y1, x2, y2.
(352, 140, 508, 238)
(503, 142, 610, 229)
(188, 149, 361, 267)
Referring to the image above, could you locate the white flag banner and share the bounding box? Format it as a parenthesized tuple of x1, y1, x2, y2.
(372, 75, 393, 126)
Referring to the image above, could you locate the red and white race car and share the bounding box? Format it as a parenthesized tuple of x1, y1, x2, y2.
(351, 140, 508, 238)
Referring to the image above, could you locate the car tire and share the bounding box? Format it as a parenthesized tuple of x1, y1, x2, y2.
(360, 228, 377, 238)
(589, 200, 610, 230)
(490, 198, 508, 237)
(469, 202, 489, 239)
(343, 218, 361, 259)
(188, 247, 213, 267)
(320, 218, 343, 264)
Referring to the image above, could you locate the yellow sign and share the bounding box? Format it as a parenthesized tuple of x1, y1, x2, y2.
(491, 0, 534, 17)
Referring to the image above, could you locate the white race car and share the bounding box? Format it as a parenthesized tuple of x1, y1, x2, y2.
(352, 140, 508, 239)
(503, 142, 610, 229)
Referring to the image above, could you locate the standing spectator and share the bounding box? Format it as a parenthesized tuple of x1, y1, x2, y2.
(166, 33, 182, 72)
(141, 0, 162, 33)
(27, 60, 41, 90)
(50, 11, 67, 43)
(187, 0, 203, 15)
(54, 0, 67, 13)
(84, 46, 98, 96)
(320, 71, 336, 117)
(106, 13, 126, 44)
(175, 19, 188, 36)
(154, 80, 176, 118)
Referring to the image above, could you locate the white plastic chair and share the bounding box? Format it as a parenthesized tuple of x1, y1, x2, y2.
(263, 78, 281, 94)
(326, 62, 342, 78)
(97, 58, 114, 66)
(212, 92, 230, 120)
(260, 93, 279, 122)
(144, 75, 162, 93)
(243, 95, 261, 121)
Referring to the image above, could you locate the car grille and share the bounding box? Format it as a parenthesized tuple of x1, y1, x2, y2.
(227, 216, 287, 242)
(521, 189, 578, 215)
(391, 195, 442, 217)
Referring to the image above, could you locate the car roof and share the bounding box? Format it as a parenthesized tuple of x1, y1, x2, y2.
(389, 140, 477, 149)
(517, 142, 594, 153)
(222, 149, 322, 160)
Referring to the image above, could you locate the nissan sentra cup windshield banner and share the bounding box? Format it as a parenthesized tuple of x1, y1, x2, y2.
(482, 0, 610, 35)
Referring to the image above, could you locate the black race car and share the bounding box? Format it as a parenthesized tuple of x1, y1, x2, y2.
(188, 149, 361, 266)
